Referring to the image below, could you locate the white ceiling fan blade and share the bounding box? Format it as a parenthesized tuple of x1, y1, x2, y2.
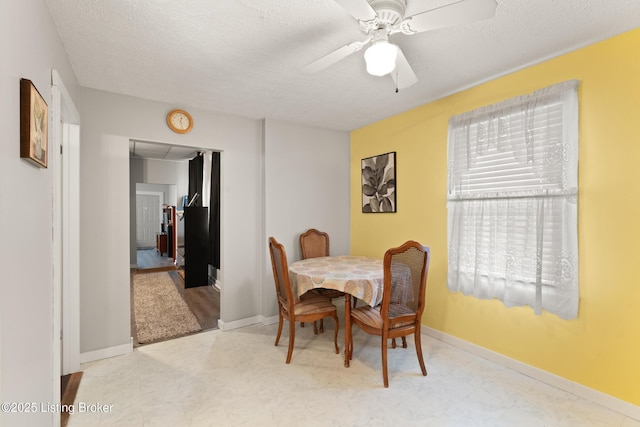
(390, 48, 417, 90)
(334, 0, 377, 21)
(301, 40, 368, 73)
(400, 0, 497, 34)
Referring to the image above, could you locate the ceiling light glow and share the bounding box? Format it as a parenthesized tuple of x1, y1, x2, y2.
(364, 40, 399, 76)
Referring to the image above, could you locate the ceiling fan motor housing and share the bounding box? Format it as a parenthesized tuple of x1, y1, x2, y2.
(360, 0, 406, 33)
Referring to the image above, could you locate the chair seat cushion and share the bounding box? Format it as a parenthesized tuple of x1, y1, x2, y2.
(351, 304, 415, 329)
(293, 296, 336, 316)
(351, 306, 383, 329)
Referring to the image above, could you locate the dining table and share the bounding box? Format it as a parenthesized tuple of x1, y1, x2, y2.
(288, 255, 413, 367)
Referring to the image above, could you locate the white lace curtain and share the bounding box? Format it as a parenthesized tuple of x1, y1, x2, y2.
(447, 80, 579, 319)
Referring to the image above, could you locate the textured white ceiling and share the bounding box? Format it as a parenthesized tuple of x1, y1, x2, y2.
(46, 0, 640, 131)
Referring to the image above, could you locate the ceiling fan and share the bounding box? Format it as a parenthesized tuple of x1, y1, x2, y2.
(301, 0, 497, 89)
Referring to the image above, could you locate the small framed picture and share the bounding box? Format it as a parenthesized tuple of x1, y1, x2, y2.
(20, 78, 48, 168)
(361, 151, 396, 213)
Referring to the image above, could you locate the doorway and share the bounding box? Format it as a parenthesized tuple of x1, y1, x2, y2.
(136, 193, 161, 248)
(129, 141, 220, 346)
(52, 70, 81, 426)
(134, 186, 178, 270)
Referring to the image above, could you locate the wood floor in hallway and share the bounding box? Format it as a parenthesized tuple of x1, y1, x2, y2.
(131, 247, 219, 347)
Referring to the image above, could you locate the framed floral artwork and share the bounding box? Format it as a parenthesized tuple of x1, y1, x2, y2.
(20, 78, 48, 168)
(361, 151, 396, 213)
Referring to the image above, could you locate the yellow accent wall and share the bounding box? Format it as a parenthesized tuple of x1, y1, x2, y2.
(350, 28, 640, 406)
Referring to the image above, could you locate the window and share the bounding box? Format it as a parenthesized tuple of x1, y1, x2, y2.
(447, 80, 579, 319)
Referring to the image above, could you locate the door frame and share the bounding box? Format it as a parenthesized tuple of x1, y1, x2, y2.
(51, 69, 81, 421)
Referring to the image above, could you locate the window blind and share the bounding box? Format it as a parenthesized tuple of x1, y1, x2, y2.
(447, 80, 579, 319)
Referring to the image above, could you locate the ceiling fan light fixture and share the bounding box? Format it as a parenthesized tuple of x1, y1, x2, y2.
(364, 40, 398, 76)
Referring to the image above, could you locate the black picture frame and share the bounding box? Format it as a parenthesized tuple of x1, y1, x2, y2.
(361, 151, 396, 213)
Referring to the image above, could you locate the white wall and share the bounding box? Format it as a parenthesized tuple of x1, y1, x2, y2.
(131, 158, 188, 208)
(80, 133, 133, 354)
(263, 120, 351, 317)
(0, 1, 79, 426)
(0, 5, 352, 420)
(78, 89, 351, 355)
(79, 88, 265, 353)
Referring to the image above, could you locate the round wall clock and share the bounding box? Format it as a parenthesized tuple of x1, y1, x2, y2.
(167, 109, 193, 134)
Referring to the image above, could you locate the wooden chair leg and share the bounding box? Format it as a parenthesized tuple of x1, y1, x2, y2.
(275, 314, 283, 346)
(390, 337, 406, 349)
(382, 334, 389, 388)
(414, 329, 427, 376)
(302, 321, 321, 335)
(286, 320, 295, 364)
(331, 314, 339, 354)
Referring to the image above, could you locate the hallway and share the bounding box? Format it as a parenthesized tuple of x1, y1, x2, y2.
(131, 247, 219, 347)
(136, 247, 179, 270)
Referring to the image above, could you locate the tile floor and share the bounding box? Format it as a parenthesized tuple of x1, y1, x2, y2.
(68, 308, 639, 427)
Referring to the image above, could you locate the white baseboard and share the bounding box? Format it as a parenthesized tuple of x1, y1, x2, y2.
(217, 314, 279, 331)
(79, 340, 133, 364)
(423, 327, 640, 421)
(218, 316, 262, 331)
(261, 315, 279, 325)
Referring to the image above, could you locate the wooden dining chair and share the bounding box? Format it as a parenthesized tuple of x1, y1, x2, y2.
(268, 237, 340, 364)
(299, 229, 346, 304)
(347, 240, 431, 387)
(299, 228, 348, 332)
(299, 228, 330, 257)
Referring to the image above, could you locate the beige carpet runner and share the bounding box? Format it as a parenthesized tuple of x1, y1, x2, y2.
(133, 272, 201, 344)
